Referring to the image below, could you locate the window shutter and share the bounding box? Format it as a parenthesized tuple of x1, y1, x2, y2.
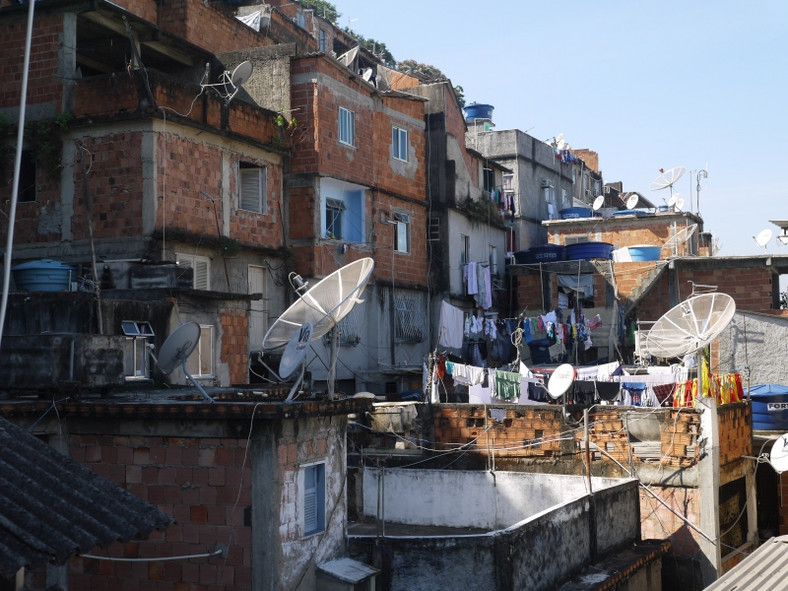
(193, 260, 209, 290)
(240, 168, 264, 213)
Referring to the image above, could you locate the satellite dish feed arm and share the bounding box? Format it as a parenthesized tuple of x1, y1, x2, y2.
(180, 360, 214, 403)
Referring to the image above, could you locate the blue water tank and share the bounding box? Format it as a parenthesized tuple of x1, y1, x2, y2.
(464, 103, 494, 121)
(12, 259, 76, 292)
(750, 384, 788, 430)
(564, 241, 613, 261)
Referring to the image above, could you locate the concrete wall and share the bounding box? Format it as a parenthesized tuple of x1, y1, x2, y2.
(718, 310, 788, 385)
(351, 475, 640, 591)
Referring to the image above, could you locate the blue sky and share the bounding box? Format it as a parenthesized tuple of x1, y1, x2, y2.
(335, 0, 788, 256)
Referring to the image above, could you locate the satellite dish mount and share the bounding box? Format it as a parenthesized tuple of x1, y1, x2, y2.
(200, 61, 253, 104)
(151, 322, 214, 403)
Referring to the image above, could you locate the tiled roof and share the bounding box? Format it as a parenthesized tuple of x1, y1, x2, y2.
(0, 416, 172, 578)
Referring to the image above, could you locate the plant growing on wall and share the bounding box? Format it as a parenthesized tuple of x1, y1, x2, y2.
(25, 112, 75, 178)
(458, 196, 506, 229)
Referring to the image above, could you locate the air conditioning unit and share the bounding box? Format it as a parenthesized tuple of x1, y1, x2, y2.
(540, 179, 552, 188)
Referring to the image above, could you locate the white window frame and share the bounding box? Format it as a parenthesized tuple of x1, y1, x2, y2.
(325, 198, 345, 239)
(392, 126, 408, 162)
(121, 321, 154, 380)
(393, 212, 410, 254)
(339, 106, 355, 147)
(394, 296, 424, 343)
(176, 253, 210, 290)
(301, 462, 326, 537)
(186, 324, 214, 378)
(239, 164, 267, 214)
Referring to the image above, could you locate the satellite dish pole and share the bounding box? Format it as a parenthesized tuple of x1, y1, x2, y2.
(696, 169, 708, 215)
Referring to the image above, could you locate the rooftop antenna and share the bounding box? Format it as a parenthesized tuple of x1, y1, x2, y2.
(200, 60, 253, 104)
(261, 258, 375, 401)
(695, 169, 708, 214)
(754, 228, 773, 250)
(650, 166, 686, 201)
(151, 322, 214, 403)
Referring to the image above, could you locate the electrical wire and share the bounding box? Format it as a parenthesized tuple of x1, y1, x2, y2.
(82, 549, 222, 562)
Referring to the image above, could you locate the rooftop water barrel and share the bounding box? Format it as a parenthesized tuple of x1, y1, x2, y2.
(627, 245, 662, 261)
(560, 207, 593, 219)
(565, 241, 613, 261)
(526, 244, 565, 263)
(12, 259, 76, 292)
(464, 103, 494, 121)
(750, 384, 788, 430)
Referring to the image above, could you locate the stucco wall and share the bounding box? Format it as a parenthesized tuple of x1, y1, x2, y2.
(718, 310, 788, 385)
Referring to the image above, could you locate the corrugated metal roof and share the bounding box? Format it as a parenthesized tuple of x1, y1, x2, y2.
(704, 535, 788, 590)
(0, 416, 172, 578)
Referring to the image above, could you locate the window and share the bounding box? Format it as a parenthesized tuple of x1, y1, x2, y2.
(303, 463, 326, 536)
(325, 198, 345, 239)
(322, 306, 361, 347)
(392, 126, 408, 161)
(339, 107, 355, 146)
(395, 297, 424, 343)
(321, 178, 365, 243)
(121, 321, 154, 380)
(19, 149, 36, 203)
(186, 324, 214, 377)
(176, 253, 210, 290)
(393, 212, 410, 253)
(296, 9, 306, 28)
(460, 234, 470, 266)
(239, 163, 266, 213)
(483, 167, 495, 194)
(319, 28, 327, 52)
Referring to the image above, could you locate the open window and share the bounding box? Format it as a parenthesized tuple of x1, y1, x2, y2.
(339, 106, 355, 147)
(121, 321, 154, 380)
(392, 126, 408, 162)
(302, 462, 326, 536)
(320, 178, 365, 243)
(186, 324, 214, 378)
(176, 253, 210, 290)
(393, 212, 410, 253)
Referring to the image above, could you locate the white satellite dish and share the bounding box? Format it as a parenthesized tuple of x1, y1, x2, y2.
(667, 194, 678, 208)
(754, 228, 773, 249)
(262, 258, 375, 400)
(643, 292, 736, 359)
(769, 433, 788, 473)
(625, 194, 639, 210)
(201, 60, 253, 104)
(279, 322, 313, 380)
(592, 195, 605, 211)
(152, 322, 213, 403)
(548, 363, 575, 399)
(650, 166, 686, 193)
(674, 198, 685, 212)
(663, 223, 698, 256)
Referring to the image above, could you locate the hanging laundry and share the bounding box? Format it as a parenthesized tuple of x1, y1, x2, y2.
(438, 301, 465, 349)
(466, 262, 478, 295)
(494, 370, 521, 401)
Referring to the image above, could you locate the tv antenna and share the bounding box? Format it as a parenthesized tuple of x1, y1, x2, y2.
(650, 166, 686, 200)
(643, 292, 736, 360)
(151, 322, 214, 403)
(261, 258, 375, 401)
(754, 229, 773, 250)
(624, 194, 639, 210)
(200, 60, 253, 104)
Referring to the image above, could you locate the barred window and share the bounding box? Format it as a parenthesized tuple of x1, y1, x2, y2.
(323, 306, 361, 347)
(395, 297, 424, 343)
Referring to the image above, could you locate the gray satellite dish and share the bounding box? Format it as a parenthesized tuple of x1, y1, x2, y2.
(625, 194, 639, 210)
(279, 322, 313, 380)
(643, 292, 736, 359)
(754, 228, 773, 249)
(262, 258, 375, 400)
(592, 195, 605, 211)
(769, 433, 788, 473)
(201, 60, 253, 104)
(548, 363, 575, 400)
(152, 322, 213, 403)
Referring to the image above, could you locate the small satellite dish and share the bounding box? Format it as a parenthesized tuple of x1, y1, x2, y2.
(153, 322, 213, 403)
(674, 198, 685, 212)
(592, 195, 605, 211)
(754, 229, 773, 249)
(201, 60, 254, 104)
(262, 258, 375, 400)
(650, 166, 686, 192)
(278, 322, 313, 380)
(548, 363, 575, 399)
(667, 194, 678, 208)
(769, 433, 788, 473)
(231, 61, 253, 88)
(625, 194, 639, 210)
(644, 292, 736, 359)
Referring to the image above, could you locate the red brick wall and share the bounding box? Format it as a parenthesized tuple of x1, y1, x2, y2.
(371, 192, 428, 286)
(68, 433, 253, 590)
(220, 307, 249, 385)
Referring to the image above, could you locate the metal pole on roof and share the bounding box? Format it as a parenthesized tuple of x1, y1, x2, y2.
(0, 0, 36, 355)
